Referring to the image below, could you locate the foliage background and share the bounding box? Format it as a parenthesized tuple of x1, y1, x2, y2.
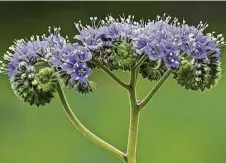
(1, 2, 226, 163)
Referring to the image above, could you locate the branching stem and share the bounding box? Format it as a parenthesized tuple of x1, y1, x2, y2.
(92, 59, 130, 90)
(126, 65, 140, 163)
(58, 57, 172, 163)
(134, 55, 148, 70)
(57, 82, 127, 162)
(138, 69, 172, 111)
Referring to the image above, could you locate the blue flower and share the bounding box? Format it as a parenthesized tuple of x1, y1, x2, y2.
(2, 39, 51, 79)
(99, 23, 121, 40)
(74, 15, 143, 52)
(144, 40, 166, 60)
(45, 27, 66, 49)
(71, 15, 226, 71)
(74, 26, 101, 51)
(163, 50, 180, 68)
(132, 36, 150, 55)
(51, 41, 93, 85)
(186, 40, 207, 58)
(71, 63, 92, 83)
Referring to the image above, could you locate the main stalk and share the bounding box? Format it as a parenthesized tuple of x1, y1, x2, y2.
(126, 66, 140, 163)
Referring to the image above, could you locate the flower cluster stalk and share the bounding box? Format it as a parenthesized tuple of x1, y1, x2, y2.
(57, 81, 127, 162)
(57, 58, 171, 163)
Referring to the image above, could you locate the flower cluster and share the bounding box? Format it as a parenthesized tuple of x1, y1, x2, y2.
(0, 28, 68, 106)
(75, 15, 223, 67)
(49, 28, 96, 93)
(75, 14, 225, 90)
(51, 42, 92, 84)
(0, 15, 225, 106)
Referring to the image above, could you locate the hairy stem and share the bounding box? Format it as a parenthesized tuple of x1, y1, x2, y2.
(126, 66, 140, 163)
(57, 82, 126, 162)
(138, 69, 172, 111)
(134, 55, 148, 70)
(93, 59, 130, 90)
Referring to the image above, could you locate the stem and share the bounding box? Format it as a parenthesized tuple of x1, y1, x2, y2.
(126, 66, 140, 163)
(134, 55, 148, 70)
(138, 69, 172, 111)
(92, 59, 130, 90)
(57, 82, 126, 162)
(127, 107, 139, 163)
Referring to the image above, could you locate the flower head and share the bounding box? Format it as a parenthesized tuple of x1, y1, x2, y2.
(0, 28, 65, 106)
(71, 63, 92, 83)
(1, 14, 225, 95)
(51, 41, 93, 88)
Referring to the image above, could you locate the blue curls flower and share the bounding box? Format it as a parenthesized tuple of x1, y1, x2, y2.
(0, 35, 59, 106)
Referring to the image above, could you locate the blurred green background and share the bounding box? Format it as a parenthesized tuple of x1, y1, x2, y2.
(1, 2, 226, 163)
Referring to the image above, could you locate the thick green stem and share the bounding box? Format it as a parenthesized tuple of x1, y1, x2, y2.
(126, 66, 139, 163)
(138, 69, 172, 111)
(57, 83, 126, 162)
(127, 107, 139, 163)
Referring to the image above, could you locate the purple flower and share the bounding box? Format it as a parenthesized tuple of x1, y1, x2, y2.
(52, 43, 92, 66)
(144, 40, 166, 60)
(8, 60, 17, 78)
(187, 40, 207, 58)
(0, 27, 69, 80)
(71, 63, 92, 83)
(163, 50, 180, 68)
(99, 24, 120, 40)
(75, 15, 143, 52)
(1, 38, 52, 79)
(51, 41, 93, 84)
(51, 50, 63, 67)
(132, 36, 150, 55)
(74, 26, 101, 51)
(73, 45, 92, 62)
(99, 33, 112, 42)
(45, 27, 66, 48)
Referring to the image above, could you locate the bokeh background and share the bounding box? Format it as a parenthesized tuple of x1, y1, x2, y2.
(1, 1, 226, 163)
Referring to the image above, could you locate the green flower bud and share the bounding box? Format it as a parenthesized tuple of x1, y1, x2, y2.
(109, 42, 136, 71)
(75, 81, 97, 95)
(10, 66, 58, 107)
(35, 67, 58, 92)
(173, 53, 221, 91)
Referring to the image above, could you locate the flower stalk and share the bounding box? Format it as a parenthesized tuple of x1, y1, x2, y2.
(126, 65, 140, 163)
(138, 69, 173, 111)
(57, 82, 127, 162)
(92, 59, 130, 90)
